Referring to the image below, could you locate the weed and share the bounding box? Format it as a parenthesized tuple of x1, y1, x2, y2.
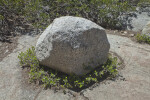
(136, 33, 150, 44)
(18, 46, 120, 91)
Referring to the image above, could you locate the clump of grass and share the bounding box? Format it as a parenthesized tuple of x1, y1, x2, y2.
(18, 46, 120, 91)
(136, 33, 150, 44)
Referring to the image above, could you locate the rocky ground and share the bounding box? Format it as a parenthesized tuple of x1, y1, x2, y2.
(0, 29, 150, 100)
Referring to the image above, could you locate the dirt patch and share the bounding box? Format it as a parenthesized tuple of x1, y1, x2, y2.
(0, 36, 19, 62)
(106, 29, 140, 42)
(21, 67, 42, 90)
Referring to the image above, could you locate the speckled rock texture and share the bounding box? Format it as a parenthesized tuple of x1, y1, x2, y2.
(142, 21, 150, 36)
(120, 6, 150, 32)
(35, 16, 110, 75)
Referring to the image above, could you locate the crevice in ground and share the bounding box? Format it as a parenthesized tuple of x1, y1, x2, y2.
(33, 88, 43, 100)
(124, 43, 150, 52)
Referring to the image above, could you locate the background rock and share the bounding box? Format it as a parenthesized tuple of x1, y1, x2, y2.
(35, 16, 110, 75)
(120, 6, 150, 32)
(142, 21, 150, 36)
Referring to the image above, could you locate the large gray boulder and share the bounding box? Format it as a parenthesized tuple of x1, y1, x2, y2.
(35, 16, 110, 75)
(142, 21, 150, 36)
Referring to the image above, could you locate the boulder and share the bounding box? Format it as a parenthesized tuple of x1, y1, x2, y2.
(35, 16, 110, 75)
(142, 21, 150, 36)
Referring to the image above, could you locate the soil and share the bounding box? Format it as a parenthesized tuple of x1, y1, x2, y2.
(106, 29, 140, 41)
(0, 36, 19, 61)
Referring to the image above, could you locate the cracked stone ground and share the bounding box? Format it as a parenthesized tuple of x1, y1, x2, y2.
(0, 31, 150, 100)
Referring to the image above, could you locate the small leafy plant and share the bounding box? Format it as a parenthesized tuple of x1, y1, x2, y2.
(18, 46, 120, 91)
(136, 33, 150, 44)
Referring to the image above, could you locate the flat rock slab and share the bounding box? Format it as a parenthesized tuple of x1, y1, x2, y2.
(83, 34, 150, 100)
(0, 33, 150, 100)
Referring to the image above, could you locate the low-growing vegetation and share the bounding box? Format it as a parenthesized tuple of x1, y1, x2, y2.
(1, 0, 150, 41)
(18, 46, 120, 91)
(136, 33, 150, 44)
(0, 0, 144, 41)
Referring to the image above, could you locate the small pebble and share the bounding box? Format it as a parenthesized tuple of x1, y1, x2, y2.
(130, 34, 134, 37)
(124, 31, 127, 34)
(122, 33, 126, 36)
(4, 50, 9, 54)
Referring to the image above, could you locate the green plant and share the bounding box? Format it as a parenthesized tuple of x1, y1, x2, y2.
(1, 0, 150, 42)
(18, 46, 120, 90)
(136, 33, 150, 44)
(102, 56, 118, 78)
(18, 46, 39, 67)
(137, 0, 150, 6)
(0, 0, 138, 41)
